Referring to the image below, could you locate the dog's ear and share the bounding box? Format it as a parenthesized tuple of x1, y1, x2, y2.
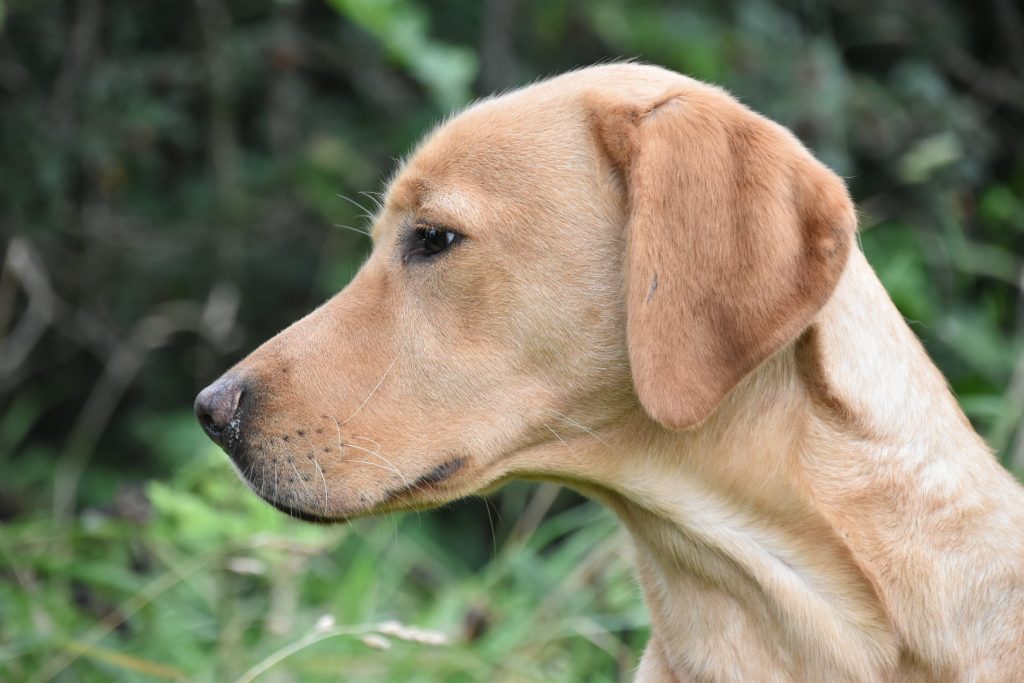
(590, 86, 857, 430)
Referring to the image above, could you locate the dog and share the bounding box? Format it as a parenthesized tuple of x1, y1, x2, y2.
(195, 63, 1024, 681)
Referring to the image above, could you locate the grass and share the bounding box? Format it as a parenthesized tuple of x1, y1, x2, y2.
(0, 442, 648, 683)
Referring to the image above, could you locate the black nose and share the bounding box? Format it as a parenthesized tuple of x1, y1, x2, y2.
(195, 375, 244, 445)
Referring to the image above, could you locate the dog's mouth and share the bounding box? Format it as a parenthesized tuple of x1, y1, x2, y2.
(200, 376, 475, 524)
(262, 495, 344, 524)
(242, 453, 469, 524)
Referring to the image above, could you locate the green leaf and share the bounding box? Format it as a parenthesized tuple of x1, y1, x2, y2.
(326, 0, 477, 108)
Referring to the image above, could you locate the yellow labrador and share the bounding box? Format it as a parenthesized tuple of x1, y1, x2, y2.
(195, 64, 1024, 681)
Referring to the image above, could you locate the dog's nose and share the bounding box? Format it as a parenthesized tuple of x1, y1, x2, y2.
(195, 376, 244, 444)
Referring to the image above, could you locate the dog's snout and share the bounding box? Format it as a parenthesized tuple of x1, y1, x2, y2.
(195, 376, 244, 445)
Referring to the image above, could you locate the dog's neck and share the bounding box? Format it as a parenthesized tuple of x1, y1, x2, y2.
(563, 250, 1020, 681)
(590, 342, 899, 680)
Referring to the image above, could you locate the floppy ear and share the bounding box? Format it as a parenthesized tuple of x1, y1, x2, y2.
(591, 86, 857, 430)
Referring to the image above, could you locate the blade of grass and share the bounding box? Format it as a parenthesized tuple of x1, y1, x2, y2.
(63, 640, 188, 681)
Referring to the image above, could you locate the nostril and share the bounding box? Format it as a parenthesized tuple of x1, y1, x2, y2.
(194, 376, 244, 444)
(197, 406, 223, 438)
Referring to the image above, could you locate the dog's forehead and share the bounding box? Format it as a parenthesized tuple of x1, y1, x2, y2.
(373, 94, 582, 241)
(371, 63, 691, 243)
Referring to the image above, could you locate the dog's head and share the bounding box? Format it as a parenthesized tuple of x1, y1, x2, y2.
(195, 64, 856, 522)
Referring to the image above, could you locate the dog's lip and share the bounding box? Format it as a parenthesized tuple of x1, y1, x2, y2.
(254, 455, 469, 524)
(261, 489, 414, 524)
(262, 495, 351, 524)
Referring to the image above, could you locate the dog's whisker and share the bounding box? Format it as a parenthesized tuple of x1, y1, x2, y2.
(358, 189, 385, 212)
(543, 407, 614, 451)
(365, 449, 419, 493)
(354, 435, 381, 451)
(342, 441, 420, 493)
(331, 417, 344, 450)
(312, 456, 330, 513)
(347, 458, 402, 477)
(336, 191, 373, 216)
(336, 193, 379, 226)
(339, 441, 381, 458)
(273, 458, 280, 504)
(288, 457, 314, 507)
(332, 222, 372, 237)
(542, 421, 576, 455)
(340, 354, 400, 426)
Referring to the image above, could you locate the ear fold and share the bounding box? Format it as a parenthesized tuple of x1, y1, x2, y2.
(591, 86, 857, 430)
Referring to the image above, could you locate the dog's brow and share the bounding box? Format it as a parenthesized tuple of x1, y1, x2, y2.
(382, 180, 475, 239)
(419, 192, 474, 231)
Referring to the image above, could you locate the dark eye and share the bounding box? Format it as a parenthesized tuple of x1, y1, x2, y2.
(407, 225, 461, 262)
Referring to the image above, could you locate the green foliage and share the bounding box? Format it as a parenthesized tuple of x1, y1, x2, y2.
(0, 444, 645, 681)
(328, 0, 477, 108)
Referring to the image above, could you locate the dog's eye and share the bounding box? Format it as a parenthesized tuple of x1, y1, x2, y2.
(420, 227, 456, 254)
(407, 225, 461, 262)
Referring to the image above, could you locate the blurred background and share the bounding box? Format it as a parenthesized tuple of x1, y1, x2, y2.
(1, 0, 1022, 680)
